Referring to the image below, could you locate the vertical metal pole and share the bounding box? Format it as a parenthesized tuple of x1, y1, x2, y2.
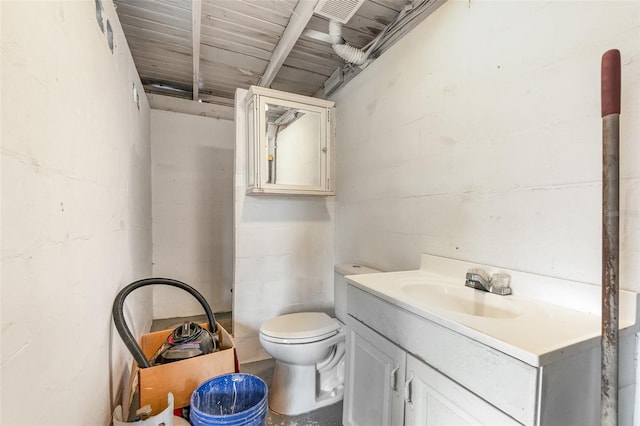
(601, 48, 621, 426)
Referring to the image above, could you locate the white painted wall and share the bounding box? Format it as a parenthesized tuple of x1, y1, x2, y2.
(332, 0, 639, 422)
(1, 1, 152, 424)
(334, 0, 639, 285)
(151, 109, 235, 318)
(234, 89, 335, 363)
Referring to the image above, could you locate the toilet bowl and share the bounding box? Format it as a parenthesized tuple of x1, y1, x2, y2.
(259, 312, 346, 415)
(259, 263, 380, 416)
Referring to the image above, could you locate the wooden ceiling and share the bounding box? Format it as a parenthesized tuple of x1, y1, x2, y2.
(114, 0, 444, 107)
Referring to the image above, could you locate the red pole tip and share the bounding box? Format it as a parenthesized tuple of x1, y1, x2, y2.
(601, 49, 621, 117)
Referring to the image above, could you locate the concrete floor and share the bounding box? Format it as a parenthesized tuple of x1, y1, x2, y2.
(150, 314, 343, 425)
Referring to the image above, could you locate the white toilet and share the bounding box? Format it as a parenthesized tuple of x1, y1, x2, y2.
(259, 263, 380, 415)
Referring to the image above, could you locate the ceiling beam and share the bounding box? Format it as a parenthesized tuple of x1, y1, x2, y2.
(147, 93, 234, 121)
(257, 0, 318, 88)
(192, 0, 202, 101)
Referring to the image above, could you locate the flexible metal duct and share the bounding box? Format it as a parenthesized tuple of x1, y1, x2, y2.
(329, 20, 369, 65)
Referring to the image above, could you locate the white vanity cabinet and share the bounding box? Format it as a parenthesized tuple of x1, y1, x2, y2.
(344, 313, 519, 426)
(244, 86, 335, 196)
(344, 282, 610, 426)
(343, 316, 406, 426)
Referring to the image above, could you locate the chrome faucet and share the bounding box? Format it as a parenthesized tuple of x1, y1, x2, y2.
(465, 268, 512, 296)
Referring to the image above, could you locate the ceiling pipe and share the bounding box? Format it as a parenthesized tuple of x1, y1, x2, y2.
(303, 28, 343, 45)
(258, 0, 318, 88)
(329, 1, 413, 67)
(316, 0, 444, 98)
(330, 21, 368, 66)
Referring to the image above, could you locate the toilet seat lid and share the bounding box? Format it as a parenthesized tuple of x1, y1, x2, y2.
(260, 312, 340, 342)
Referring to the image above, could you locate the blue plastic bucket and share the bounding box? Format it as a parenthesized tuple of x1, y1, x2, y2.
(190, 373, 268, 426)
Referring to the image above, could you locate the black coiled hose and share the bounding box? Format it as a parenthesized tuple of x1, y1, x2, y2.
(112, 277, 218, 368)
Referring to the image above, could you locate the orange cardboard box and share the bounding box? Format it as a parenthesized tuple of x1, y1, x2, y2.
(127, 322, 236, 416)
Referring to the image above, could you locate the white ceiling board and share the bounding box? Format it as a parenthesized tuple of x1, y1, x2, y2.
(115, 1, 191, 30)
(211, 1, 292, 26)
(199, 43, 267, 74)
(121, 23, 192, 48)
(199, 26, 277, 54)
(200, 33, 273, 61)
(126, 36, 193, 56)
(118, 14, 192, 40)
(201, 2, 288, 34)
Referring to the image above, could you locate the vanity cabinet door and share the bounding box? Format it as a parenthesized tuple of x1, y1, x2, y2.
(404, 354, 520, 426)
(343, 316, 406, 426)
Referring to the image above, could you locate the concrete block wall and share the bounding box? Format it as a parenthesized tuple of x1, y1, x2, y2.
(1, 1, 153, 424)
(151, 109, 235, 318)
(333, 0, 640, 421)
(233, 89, 336, 363)
(334, 0, 639, 285)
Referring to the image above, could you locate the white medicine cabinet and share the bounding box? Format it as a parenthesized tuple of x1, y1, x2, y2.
(244, 86, 335, 195)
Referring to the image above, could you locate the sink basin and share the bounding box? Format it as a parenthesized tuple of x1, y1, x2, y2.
(402, 284, 522, 318)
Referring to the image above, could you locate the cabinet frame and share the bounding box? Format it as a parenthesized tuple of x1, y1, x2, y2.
(244, 86, 335, 196)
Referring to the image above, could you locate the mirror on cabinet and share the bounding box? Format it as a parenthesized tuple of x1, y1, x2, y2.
(244, 86, 335, 195)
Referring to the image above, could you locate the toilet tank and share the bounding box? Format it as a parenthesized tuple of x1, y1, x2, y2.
(334, 263, 381, 322)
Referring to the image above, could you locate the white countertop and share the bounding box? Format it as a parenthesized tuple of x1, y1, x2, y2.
(346, 254, 639, 366)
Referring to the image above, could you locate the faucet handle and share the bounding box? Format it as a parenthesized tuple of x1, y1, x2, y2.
(491, 273, 511, 289)
(467, 268, 490, 282)
(465, 268, 512, 295)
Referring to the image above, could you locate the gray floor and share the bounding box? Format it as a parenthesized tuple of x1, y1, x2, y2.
(150, 314, 343, 425)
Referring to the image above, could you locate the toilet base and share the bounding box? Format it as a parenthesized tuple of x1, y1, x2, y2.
(269, 360, 344, 416)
